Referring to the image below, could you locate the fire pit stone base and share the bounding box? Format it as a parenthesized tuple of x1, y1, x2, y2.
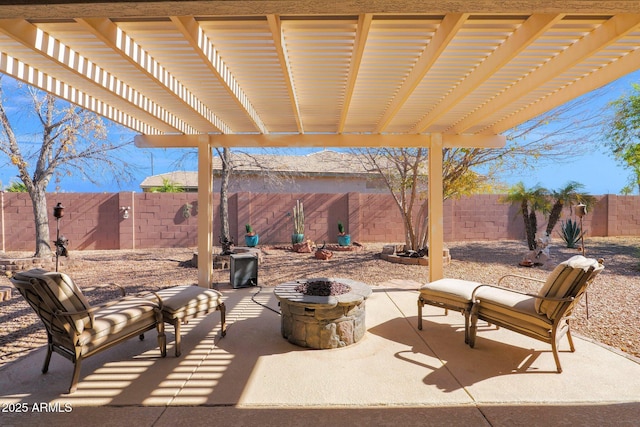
(275, 278, 372, 349)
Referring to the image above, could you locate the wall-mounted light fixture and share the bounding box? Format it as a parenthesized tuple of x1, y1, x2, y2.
(183, 203, 193, 218)
(121, 206, 131, 219)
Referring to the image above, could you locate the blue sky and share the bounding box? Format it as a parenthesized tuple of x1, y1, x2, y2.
(1, 70, 638, 195)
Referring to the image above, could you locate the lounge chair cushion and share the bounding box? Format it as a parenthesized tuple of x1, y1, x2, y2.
(14, 269, 92, 334)
(419, 278, 481, 308)
(77, 296, 158, 353)
(473, 286, 553, 339)
(534, 255, 600, 318)
(154, 285, 223, 320)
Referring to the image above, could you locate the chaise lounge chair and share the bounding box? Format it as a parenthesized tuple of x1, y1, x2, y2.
(11, 269, 166, 393)
(468, 255, 604, 372)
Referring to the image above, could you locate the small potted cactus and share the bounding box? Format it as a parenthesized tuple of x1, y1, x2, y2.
(337, 221, 351, 246)
(244, 224, 259, 247)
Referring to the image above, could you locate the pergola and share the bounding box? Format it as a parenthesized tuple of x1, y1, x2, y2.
(1, 1, 639, 287)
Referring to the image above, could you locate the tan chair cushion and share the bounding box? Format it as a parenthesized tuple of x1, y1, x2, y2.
(535, 256, 600, 318)
(473, 286, 553, 339)
(154, 285, 222, 320)
(420, 278, 481, 308)
(78, 296, 158, 353)
(14, 269, 92, 334)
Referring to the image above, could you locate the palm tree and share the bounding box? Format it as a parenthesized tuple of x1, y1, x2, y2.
(502, 182, 549, 250)
(545, 181, 596, 236)
(5, 181, 28, 192)
(150, 178, 184, 193)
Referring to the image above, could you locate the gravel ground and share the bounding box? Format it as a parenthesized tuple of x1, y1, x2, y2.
(1, 236, 638, 370)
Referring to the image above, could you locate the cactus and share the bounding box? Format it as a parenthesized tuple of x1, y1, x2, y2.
(245, 224, 253, 235)
(338, 221, 345, 234)
(293, 200, 304, 234)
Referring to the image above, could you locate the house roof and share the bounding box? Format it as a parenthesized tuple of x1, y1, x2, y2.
(140, 150, 380, 189)
(211, 150, 377, 176)
(140, 170, 199, 190)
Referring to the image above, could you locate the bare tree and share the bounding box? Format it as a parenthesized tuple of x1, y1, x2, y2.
(0, 79, 134, 257)
(216, 147, 232, 244)
(358, 146, 498, 250)
(176, 147, 299, 247)
(215, 149, 302, 244)
(357, 90, 606, 251)
(358, 148, 428, 250)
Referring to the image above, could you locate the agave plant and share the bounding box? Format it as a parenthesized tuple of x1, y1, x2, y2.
(559, 218, 584, 249)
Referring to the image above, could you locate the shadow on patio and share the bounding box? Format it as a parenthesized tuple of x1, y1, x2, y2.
(1, 283, 640, 426)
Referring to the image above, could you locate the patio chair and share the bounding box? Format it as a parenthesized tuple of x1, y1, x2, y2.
(468, 255, 604, 373)
(11, 269, 166, 394)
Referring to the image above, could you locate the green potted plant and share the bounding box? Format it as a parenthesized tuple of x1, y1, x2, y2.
(337, 221, 351, 246)
(292, 200, 305, 244)
(244, 224, 259, 247)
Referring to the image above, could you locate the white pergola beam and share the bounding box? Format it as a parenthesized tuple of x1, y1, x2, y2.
(78, 17, 230, 134)
(267, 14, 303, 133)
(413, 14, 564, 133)
(3, 2, 640, 20)
(171, 16, 266, 134)
(338, 13, 372, 133)
(375, 13, 469, 133)
(450, 13, 640, 134)
(0, 51, 161, 134)
(0, 18, 182, 133)
(135, 133, 506, 149)
(490, 44, 640, 134)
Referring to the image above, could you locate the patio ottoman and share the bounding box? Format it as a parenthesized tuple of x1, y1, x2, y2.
(418, 278, 482, 344)
(154, 285, 226, 356)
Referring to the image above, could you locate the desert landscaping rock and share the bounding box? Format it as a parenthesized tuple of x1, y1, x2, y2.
(1, 237, 639, 368)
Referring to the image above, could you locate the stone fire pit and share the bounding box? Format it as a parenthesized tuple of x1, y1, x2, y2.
(274, 278, 372, 349)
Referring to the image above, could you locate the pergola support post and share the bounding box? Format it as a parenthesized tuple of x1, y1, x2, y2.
(428, 133, 444, 282)
(198, 138, 214, 288)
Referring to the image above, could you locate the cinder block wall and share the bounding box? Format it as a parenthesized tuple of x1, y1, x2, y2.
(0, 192, 638, 252)
(606, 195, 640, 236)
(447, 194, 525, 241)
(1, 193, 120, 252)
(131, 192, 201, 249)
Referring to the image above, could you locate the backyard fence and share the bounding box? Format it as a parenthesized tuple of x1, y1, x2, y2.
(0, 191, 638, 252)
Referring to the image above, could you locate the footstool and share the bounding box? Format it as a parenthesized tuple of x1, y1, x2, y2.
(418, 278, 482, 344)
(154, 285, 226, 356)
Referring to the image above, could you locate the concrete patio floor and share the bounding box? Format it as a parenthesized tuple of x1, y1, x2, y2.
(1, 280, 639, 426)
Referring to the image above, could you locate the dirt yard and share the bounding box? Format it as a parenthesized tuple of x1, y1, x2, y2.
(1, 236, 638, 369)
